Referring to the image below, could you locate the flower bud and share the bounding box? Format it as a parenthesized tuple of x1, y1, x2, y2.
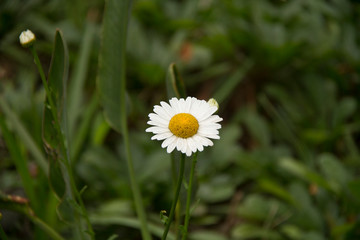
(19, 30, 36, 47)
(208, 98, 219, 110)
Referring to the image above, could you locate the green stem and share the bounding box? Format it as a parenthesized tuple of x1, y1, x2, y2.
(181, 152, 198, 240)
(121, 123, 152, 240)
(170, 153, 181, 240)
(30, 46, 94, 239)
(118, 1, 152, 235)
(29, 215, 65, 240)
(162, 154, 186, 240)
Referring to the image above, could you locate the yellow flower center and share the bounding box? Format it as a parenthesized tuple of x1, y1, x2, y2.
(169, 113, 199, 138)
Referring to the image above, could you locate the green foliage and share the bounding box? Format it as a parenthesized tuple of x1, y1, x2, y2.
(1, 0, 360, 239)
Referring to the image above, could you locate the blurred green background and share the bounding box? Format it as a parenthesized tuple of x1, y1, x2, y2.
(1, 0, 360, 239)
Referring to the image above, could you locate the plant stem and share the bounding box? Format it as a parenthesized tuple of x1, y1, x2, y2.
(162, 154, 186, 240)
(181, 152, 198, 240)
(29, 215, 65, 240)
(117, 1, 152, 236)
(121, 123, 152, 240)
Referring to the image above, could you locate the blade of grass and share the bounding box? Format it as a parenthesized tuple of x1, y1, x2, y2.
(258, 94, 312, 164)
(97, 1, 152, 239)
(71, 94, 99, 162)
(0, 97, 48, 175)
(68, 20, 96, 140)
(213, 59, 253, 104)
(0, 114, 37, 211)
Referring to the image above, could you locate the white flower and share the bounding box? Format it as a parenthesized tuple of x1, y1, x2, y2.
(19, 30, 36, 47)
(146, 97, 223, 156)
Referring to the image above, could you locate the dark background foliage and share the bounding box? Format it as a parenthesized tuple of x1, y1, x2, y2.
(1, 0, 360, 239)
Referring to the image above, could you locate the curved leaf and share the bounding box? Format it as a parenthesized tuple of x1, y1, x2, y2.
(97, 0, 131, 132)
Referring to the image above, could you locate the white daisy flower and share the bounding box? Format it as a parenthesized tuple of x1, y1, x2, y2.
(146, 97, 223, 156)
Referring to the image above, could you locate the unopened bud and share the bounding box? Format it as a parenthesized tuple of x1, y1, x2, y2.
(208, 98, 219, 110)
(19, 30, 36, 47)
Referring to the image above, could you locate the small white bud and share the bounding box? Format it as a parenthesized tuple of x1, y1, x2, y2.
(19, 30, 36, 47)
(208, 98, 219, 110)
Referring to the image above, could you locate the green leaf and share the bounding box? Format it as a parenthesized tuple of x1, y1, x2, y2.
(42, 29, 69, 199)
(198, 175, 235, 203)
(42, 29, 69, 149)
(231, 223, 281, 240)
(333, 97, 357, 126)
(258, 178, 296, 205)
(189, 231, 227, 240)
(97, 0, 131, 132)
(49, 158, 66, 200)
(166, 63, 187, 98)
(211, 124, 242, 169)
(279, 158, 335, 193)
(318, 153, 350, 190)
(237, 194, 286, 222)
(288, 183, 323, 231)
(240, 109, 270, 147)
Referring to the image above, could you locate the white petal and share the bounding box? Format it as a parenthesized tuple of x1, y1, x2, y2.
(161, 135, 176, 148)
(196, 135, 213, 146)
(200, 134, 220, 139)
(184, 97, 192, 113)
(180, 138, 187, 153)
(146, 126, 169, 134)
(198, 128, 219, 135)
(187, 137, 197, 153)
(178, 98, 186, 112)
(151, 132, 173, 140)
(176, 137, 183, 151)
(160, 101, 176, 117)
(191, 101, 209, 120)
(192, 135, 205, 151)
(203, 137, 214, 146)
(167, 140, 177, 153)
(149, 113, 169, 126)
(169, 98, 181, 113)
(198, 106, 218, 121)
(199, 122, 222, 129)
(154, 105, 171, 120)
(185, 144, 192, 156)
(147, 120, 167, 127)
(200, 115, 223, 124)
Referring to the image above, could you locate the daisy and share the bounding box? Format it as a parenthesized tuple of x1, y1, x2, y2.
(146, 97, 223, 156)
